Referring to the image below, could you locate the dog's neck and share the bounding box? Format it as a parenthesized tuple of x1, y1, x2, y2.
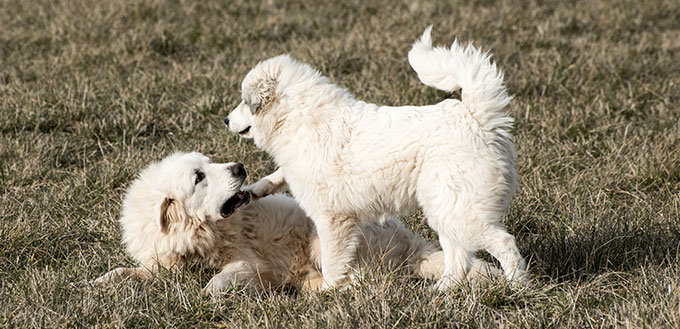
(259, 104, 361, 170)
(169, 215, 244, 269)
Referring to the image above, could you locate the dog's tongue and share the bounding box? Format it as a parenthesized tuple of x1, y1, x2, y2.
(236, 191, 250, 200)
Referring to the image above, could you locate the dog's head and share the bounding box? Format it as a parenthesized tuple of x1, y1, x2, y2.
(120, 152, 251, 266)
(225, 55, 326, 146)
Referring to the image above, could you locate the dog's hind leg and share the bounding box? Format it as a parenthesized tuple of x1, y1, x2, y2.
(301, 268, 324, 292)
(479, 224, 527, 285)
(435, 234, 474, 290)
(314, 214, 360, 290)
(416, 174, 478, 290)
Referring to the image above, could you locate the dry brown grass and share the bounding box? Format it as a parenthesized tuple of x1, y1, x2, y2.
(1, 0, 679, 327)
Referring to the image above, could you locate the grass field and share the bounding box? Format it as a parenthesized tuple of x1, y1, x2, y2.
(1, 0, 679, 327)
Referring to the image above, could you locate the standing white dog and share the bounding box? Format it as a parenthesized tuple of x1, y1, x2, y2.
(226, 27, 527, 290)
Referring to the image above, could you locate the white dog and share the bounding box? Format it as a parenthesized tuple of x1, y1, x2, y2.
(94, 152, 495, 294)
(225, 26, 527, 290)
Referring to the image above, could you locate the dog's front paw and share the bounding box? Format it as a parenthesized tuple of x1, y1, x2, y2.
(91, 267, 147, 287)
(242, 185, 262, 199)
(244, 168, 287, 199)
(243, 180, 274, 199)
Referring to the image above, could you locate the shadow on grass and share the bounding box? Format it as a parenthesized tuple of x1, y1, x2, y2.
(524, 219, 680, 282)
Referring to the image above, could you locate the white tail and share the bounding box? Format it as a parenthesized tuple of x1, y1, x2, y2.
(408, 26, 513, 133)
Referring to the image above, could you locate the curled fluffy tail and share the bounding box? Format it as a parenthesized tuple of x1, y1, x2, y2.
(408, 26, 513, 132)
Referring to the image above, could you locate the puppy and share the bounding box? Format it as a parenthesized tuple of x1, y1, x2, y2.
(94, 152, 495, 294)
(225, 26, 527, 290)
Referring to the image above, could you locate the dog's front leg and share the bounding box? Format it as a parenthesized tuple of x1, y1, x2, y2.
(202, 260, 257, 296)
(92, 267, 152, 286)
(245, 168, 288, 199)
(315, 215, 360, 290)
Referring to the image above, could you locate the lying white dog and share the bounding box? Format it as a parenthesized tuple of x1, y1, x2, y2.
(225, 26, 527, 290)
(94, 152, 496, 294)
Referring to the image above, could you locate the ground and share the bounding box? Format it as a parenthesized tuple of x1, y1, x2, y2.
(1, 0, 679, 327)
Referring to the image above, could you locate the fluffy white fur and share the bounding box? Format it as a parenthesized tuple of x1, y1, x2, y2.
(94, 152, 495, 294)
(226, 26, 527, 290)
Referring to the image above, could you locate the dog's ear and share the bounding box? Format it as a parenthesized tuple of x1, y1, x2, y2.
(244, 76, 277, 114)
(159, 197, 182, 234)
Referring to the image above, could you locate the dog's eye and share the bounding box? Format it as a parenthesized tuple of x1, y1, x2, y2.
(195, 170, 205, 185)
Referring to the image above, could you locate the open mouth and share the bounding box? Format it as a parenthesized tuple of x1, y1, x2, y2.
(220, 191, 252, 218)
(238, 126, 251, 135)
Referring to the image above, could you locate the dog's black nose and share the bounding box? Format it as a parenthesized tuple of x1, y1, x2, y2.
(224, 117, 230, 127)
(230, 163, 246, 178)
